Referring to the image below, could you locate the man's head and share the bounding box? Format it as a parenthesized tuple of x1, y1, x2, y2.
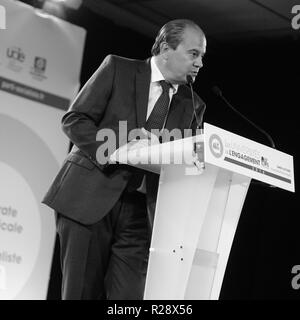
(152, 19, 206, 85)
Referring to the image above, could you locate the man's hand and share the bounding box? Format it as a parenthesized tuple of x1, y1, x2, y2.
(138, 127, 160, 144)
(109, 128, 160, 164)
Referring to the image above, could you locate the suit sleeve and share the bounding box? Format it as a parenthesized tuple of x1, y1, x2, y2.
(61, 54, 115, 170)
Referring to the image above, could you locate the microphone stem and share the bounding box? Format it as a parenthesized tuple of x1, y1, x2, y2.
(220, 95, 276, 149)
(189, 83, 201, 129)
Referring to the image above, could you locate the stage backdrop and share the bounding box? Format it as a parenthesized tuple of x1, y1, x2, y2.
(0, 0, 86, 299)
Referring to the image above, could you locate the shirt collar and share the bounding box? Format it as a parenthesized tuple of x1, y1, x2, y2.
(150, 56, 178, 94)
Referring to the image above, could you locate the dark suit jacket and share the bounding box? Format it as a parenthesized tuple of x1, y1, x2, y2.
(42, 55, 206, 225)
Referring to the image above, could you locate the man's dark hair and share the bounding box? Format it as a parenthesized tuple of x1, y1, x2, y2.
(151, 19, 203, 56)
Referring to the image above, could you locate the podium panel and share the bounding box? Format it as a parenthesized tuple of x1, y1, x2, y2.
(185, 171, 251, 299)
(144, 163, 251, 299)
(144, 163, 219, 299)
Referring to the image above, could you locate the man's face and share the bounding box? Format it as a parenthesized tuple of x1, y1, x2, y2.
(164, 27, 206, 84)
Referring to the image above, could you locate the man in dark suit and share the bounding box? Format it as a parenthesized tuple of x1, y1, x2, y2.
(42, 19, 206, 300)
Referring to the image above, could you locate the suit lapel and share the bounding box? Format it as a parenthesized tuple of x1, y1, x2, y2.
(135, 58, 151, 128)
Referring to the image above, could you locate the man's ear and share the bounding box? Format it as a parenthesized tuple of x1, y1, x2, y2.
(159, 42, 169, 59)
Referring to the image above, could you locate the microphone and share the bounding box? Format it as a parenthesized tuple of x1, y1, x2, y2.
(212, 86, 276, 188)
(212, 86, 276, 149)
(187, 75, 201, 130)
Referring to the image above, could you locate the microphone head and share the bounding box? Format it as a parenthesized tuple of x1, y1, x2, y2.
(186, 75, 194, 85)
(212, 86, 223, 97)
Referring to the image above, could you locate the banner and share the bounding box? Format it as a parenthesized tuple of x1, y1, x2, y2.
(0, 0, 86, 299)
(204, 122, 295, 192)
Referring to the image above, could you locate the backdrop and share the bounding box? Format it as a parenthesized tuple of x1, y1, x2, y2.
(0, 0, 85, 299)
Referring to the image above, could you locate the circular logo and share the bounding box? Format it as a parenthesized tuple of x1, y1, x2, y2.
(209, 134, 224, 158)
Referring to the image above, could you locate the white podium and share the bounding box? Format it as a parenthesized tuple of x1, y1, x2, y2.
(111, 122, 295, 300)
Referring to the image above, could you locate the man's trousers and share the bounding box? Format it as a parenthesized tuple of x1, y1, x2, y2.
(56, 190, 151, 300)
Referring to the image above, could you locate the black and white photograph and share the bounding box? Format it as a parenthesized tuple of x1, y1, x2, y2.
(0, 0, 299, 306)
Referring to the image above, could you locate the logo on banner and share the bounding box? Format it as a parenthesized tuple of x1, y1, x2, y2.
(7, 47, 25, 62)
(30, 56, 47, 80)
(0, 5, 6, 29)
(209, 134, 224, 158)
(6, 47, 26, 72)
(261, 156, 269, 168)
